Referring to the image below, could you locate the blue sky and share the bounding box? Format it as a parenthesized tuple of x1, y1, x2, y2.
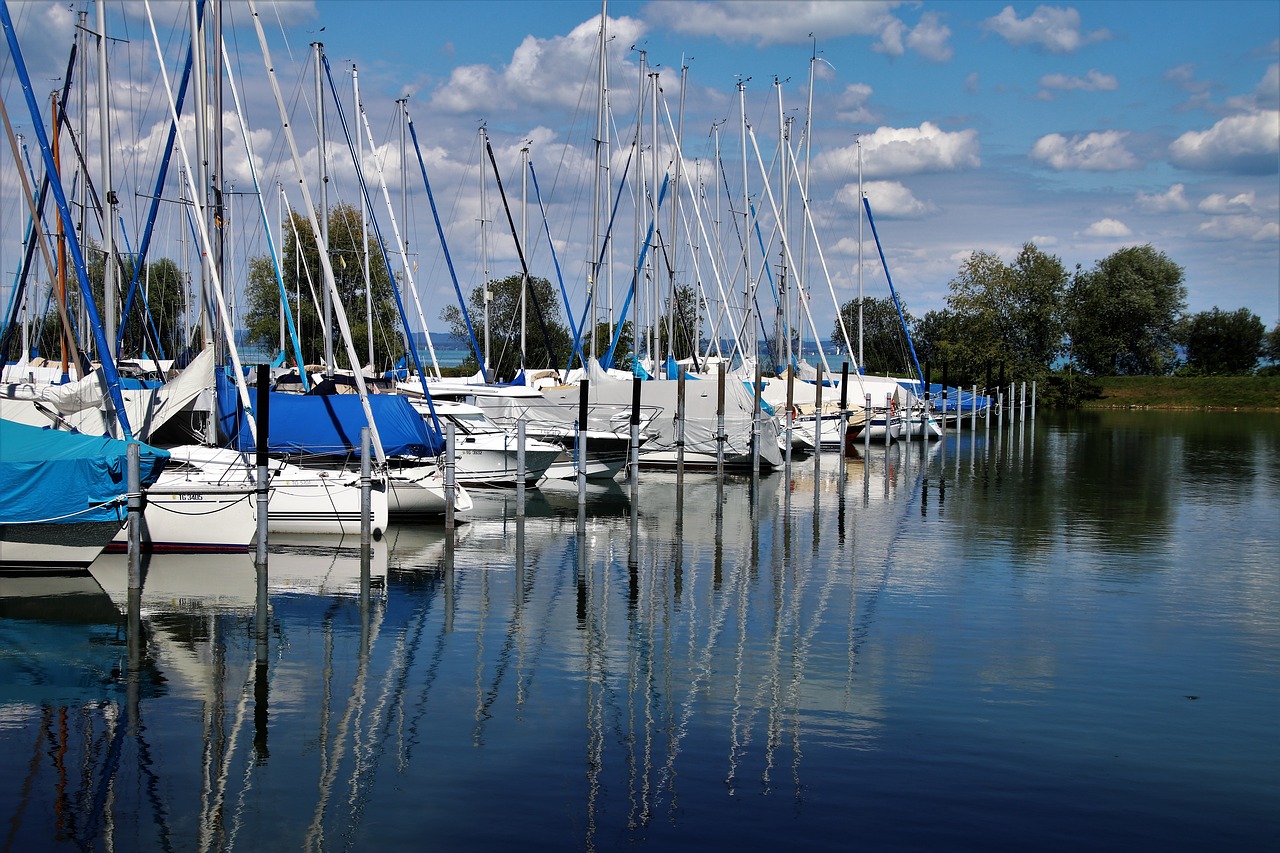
(2, 0, 1277, 356)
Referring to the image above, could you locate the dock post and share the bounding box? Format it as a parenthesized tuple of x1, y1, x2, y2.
(716, 362, 726, 478)
(752, 360, 762, 475)
(864, 394, 872, 456)
(971, 384, 978, 432)
(127, 441, 141, 590)
(885, 394, 893, 448)
(516, 418, 526, 518)
(839, 362, 849, 460)
(255, 365, 270, 565)
(360, 427, 372, 549)
(578, 379, 589, 506)
(677, 369, 686, 485)
(445, 421, 456, 530)
(630, 376, 641, 496)
(1020, 381, 1027, 422)
(784, 368, 794, 469)
(1032, 380, 1037, 421)
(814, 362, 824, 458)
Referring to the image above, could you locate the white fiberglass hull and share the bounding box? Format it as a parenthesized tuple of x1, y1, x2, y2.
(109, 483, 257, 553)
(1, 521, 122, 574)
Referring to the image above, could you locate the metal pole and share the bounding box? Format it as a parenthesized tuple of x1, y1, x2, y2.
(516, 418, 526, 517)
(360, 427, 372, 548)
(676, 369, 686, 484)
(629, 376, 641, 496)
(1032, 380, 1037, 420)
(578, 379, 589, 505)
(255, 365, 271, 565)
(445, 422, 456, 530)
(127, 441, 141, 589)
(784, 368, 794, 469)
(752, 360, 762, 474)
(839, 362, 849, 460)
(971, 384, 978, 432)
(716, 361, 726, 477)
(814, 362, 824, 457)
(1020, 380, 1026, 422)
(864, 393, 871, 455)
(885, 393, 892, 449)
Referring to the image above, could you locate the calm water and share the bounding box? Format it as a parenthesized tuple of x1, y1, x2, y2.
(2, 410, 1277, 851)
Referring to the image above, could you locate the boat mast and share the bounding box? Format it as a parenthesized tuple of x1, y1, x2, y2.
(314, 40, 333, 375)
(96, 0, 116, 358)
(857, 136, 863, 370)
(479, 124, 490, 376)
(589, 0, 607, 362)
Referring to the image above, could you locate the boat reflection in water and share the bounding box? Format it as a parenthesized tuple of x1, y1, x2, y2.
(2, 414, 1275, 850)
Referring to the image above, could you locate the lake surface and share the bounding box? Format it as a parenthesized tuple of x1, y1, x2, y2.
(2, 410, 1277, 851)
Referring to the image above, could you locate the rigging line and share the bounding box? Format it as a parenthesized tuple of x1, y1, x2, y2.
(863, 195, 924, 386)
(0, 2, 133, 437)
(405, 109, 483, 383)
(0, 39, 80, 373)
(117, 0, 205, 360)
(323, 56, 445, 436)
(143, 0, 256, 444)
(220, 33, 308, 390)
(485, 135, 558, 372)
(527, 159, 577, 342)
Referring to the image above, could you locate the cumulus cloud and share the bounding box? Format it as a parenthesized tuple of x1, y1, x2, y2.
(1037, 69, 1117, 99)
(836, 180, 937, 218)
(1257, 63, 1279, 109)
(834, 83, 875, 123)
(1197, 215, 1280, 242)
(1030, 130, 1140, 170)
(430, 14, 646, 114)
(1199, 191, 1260, 215)
(647, 1, 950, 60)
(906, 12, 954, 62)
(1136, 184, 1191, 213)
(1168, 110, 1280, 174)
(815, 122, 980, 179)
(982, 5, 1111, 54)
(1082, 218, 1132, 238)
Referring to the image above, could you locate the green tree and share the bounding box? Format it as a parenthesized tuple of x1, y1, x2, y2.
(1179, 307, 1265, 375)
(1265, 322, 1280, 365)
(929, 244, 1067, 386)
(243, 203, 402, 371)
(1067, 245, 1187, 375)
(440, 273, 572, 381)
(657, 284, 703, 362)
(832, 296, 913, 376)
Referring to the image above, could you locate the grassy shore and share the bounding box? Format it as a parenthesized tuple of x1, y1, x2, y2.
(1086, 375, 1280, 410)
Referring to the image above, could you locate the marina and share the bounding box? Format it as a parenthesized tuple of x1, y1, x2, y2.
(2, 409, 1276, 851)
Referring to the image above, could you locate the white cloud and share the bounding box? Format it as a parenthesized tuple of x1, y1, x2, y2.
(873, 17, 907, 58)
(1136, 184, 1191, 213)
(1257, 63, 1280, 110)
(906, 12, 954, 62)
(1199, 191, 1260, 215)
(1169, 110, 1280, 174)
(1030, 130, 1140, 171)
(430, 14, 646, 114)
(1030, 234, 1059, 247)
(982, 5, 1111, 54)
(834, 83, 875, 123)
(1083, 218, 1132, 238)
(816, 122, 980, 179)
(837, 180, 937, 218)
(1037, 69, 1118, 99)
(1197, 215, 1280, 242)
(647, 0, 899, 47)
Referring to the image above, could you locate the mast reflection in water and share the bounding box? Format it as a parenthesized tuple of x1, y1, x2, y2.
(1, 410, 1277, 851)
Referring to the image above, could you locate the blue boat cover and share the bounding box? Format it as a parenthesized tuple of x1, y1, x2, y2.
(0, 419, 169, 524)
(216, 371, 441, 458)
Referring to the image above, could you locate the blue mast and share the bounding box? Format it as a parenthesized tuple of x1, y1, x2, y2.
(1, 1, 132, 438)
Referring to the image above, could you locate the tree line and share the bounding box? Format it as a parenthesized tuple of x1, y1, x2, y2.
(833, 243, 1280, 406)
